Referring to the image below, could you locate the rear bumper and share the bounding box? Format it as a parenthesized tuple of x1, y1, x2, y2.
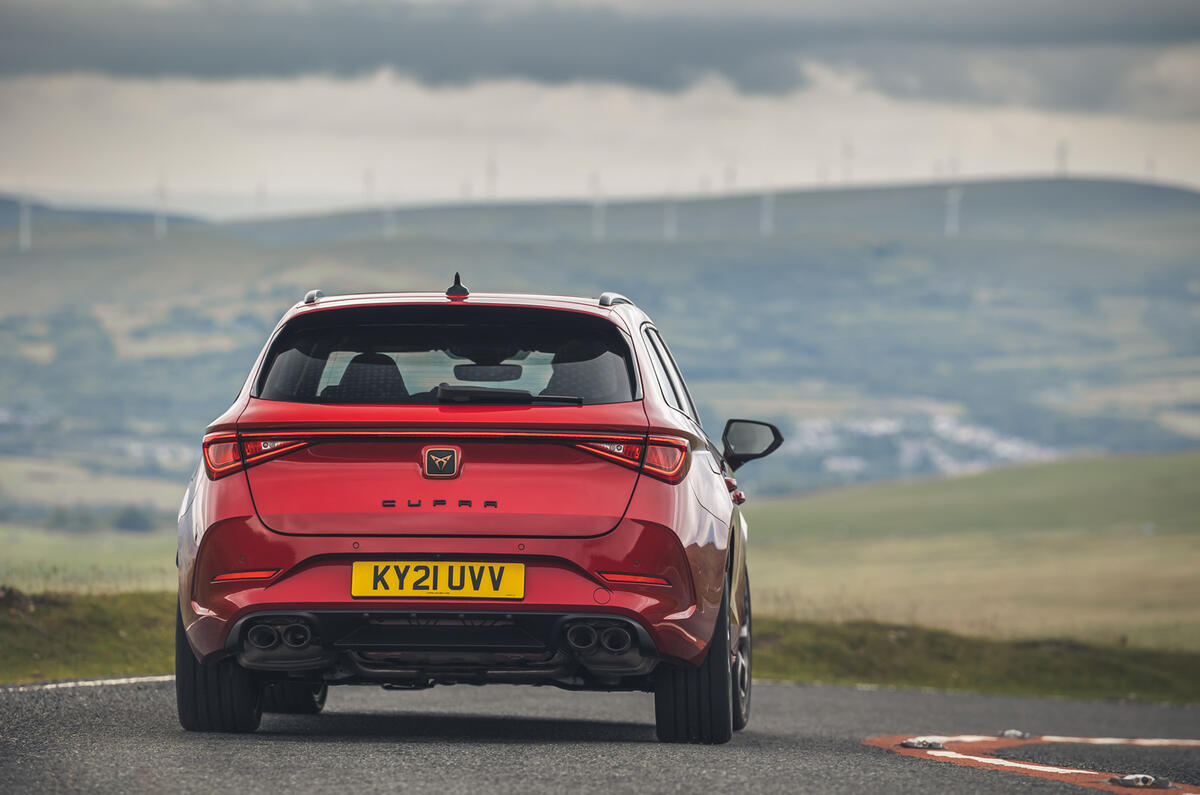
(224, 609, 658, 689)
(182, 512, 721, 672)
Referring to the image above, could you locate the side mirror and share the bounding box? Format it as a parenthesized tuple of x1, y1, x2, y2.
(722, 419, 784, 471)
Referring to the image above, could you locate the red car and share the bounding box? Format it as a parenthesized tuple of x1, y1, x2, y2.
(175, 277, 782, 743)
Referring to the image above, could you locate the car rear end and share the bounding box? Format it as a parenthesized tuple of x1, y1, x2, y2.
(178, 296, 717, 698)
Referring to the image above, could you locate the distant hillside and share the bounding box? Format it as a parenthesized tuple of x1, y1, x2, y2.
(0, 196, 201, 227)
(0, 177, 1197, 492)
(226, 178, 1200, 247)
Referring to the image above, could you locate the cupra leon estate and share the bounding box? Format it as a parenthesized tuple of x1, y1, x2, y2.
(176, 276, 783, 744)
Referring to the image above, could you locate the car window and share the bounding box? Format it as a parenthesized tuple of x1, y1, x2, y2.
(257, 305, 637, 405)
(648, 328, 701, 425)
(642, 328, 684, 412)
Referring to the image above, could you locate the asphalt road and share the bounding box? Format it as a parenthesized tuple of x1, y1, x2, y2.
(1, 678, 1197, 793)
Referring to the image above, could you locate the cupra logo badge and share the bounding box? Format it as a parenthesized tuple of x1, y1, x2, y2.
(422, 446, 460, 478)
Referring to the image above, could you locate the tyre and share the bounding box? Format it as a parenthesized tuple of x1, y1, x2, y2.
(262, 682, 328, 714)
(732, 569, 752, 731)
(175, 602, 262, 732)
(653, 581, 735, 744)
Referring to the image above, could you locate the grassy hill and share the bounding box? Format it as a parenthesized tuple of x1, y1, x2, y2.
(749, 451, 1200, 650)
(0, 177, 1198, 494)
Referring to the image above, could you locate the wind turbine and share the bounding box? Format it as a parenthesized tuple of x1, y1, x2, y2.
(18, 196, 31, 252)
(944, 186, 964, 239)
(589, 172, 606, 242)
(759, 181, 775, 237)
(484, 151, 498, 200)
(841, 138, 855, 184)
(1055, 140, 1070, 177)
(154, 176, 168, 241)
(382, 190, 396, 241)
(254, 181, 268, 215)
(663, 190, 678, 243)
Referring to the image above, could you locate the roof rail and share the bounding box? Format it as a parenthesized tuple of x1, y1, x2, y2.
(598, 291, 633, 307)
(303, 289, 324, 305)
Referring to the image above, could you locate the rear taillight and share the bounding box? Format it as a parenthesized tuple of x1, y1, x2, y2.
(202, 434, 309, 479)
(575, 435, 688, 483)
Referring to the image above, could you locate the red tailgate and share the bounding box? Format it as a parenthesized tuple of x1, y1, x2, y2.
(237, 399, 647, 537)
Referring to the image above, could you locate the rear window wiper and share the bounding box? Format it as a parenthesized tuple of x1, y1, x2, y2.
(433, 384, 584, 406)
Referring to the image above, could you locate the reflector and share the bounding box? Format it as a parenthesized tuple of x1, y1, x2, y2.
(599, 572, 671, 586)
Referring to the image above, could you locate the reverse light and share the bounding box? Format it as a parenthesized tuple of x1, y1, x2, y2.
(211, 569, 279, 582)
(575, 440, 644, 467)
(202, 434, 309, 479)
(599, 572, 671, 586)
(574, 435, 688, 482)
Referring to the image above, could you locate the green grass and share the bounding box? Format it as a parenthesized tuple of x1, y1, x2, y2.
(754, 618, 1200, 703)
(751, 451, 1200, 540)
(0, 524, 176, 593)
(2, 591, 1197, 704)
(749, 451, 1200, 650)
(0, 590, 174, 683)
(0, 456, 183, 512)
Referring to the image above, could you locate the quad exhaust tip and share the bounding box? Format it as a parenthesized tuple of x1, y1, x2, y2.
(246, 624, 279, 650)
(600, 626, 632, 654)
(281, 623, 312, 649)
(565, 624, 599, 652)
(565, 622, 635, 655)
(247, 622, 312, 650)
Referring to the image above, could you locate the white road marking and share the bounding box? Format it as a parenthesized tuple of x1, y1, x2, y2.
(926, 750, 1099, 776)
(1040, 735, 1200, 747)
(1, 675, 174, 694)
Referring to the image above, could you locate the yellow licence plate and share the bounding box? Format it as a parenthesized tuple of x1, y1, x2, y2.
(351, 561, 525, 599)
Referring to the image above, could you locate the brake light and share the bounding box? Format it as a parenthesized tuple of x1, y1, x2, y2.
(202, 434, 309, 479)
(202, 437, 241, 477)
(575, 435, 688, 482)
(643, 438, 687, 480)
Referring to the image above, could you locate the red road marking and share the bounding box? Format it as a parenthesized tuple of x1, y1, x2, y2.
(864, 734, 1200, 793)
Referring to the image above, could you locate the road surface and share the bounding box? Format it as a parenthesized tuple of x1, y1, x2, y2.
(1, 678, 1197, 793)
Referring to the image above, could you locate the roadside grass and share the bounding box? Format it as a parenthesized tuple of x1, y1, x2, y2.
(753, 618, 1200, 704)
(0, 524, 176, 593)
(0, 591, 174, 684)
(749, 451, 1200, 651)
(2, 590, 1197, 704)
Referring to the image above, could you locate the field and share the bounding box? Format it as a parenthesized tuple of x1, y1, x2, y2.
(749, 451, 1200, 650)
(0, 456, 182, 511)
(0, 524, 176, 593)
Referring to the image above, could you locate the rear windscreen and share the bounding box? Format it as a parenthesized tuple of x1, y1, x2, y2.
(255, 305, 638, 405)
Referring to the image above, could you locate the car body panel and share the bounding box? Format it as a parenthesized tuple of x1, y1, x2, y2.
(236, 400, 651, 537)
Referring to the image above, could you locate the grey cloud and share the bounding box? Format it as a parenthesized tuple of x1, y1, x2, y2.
(1, 0, 1199, 115)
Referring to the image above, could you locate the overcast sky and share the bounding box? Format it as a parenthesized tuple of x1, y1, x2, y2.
(2, 0, 1198, 217)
